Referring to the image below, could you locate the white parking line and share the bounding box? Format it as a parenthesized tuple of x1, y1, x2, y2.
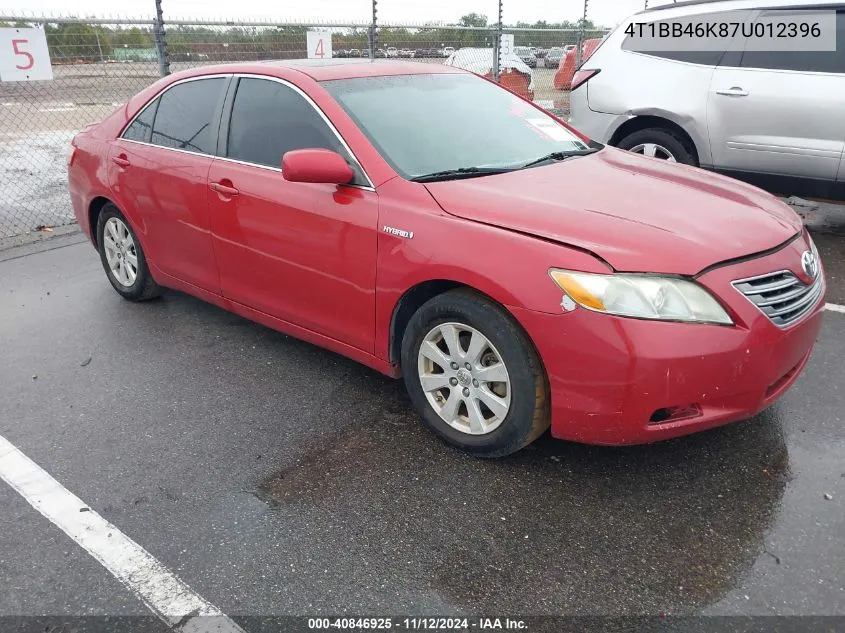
(0, 435, 244, 633)
(826, 303, 845, 314)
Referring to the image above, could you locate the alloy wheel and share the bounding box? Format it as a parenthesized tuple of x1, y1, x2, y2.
(102, 217, 138, 287)
(417, 322, 511, 435)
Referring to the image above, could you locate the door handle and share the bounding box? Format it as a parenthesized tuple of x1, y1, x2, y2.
(210, 181, 240, 197)
(716, 87, 749, 97)
(112, 155, 130, 168)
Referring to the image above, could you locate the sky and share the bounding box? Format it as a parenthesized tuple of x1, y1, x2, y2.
(10, 0, 673, 29)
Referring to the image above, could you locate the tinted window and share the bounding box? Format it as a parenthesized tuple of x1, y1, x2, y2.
(621, 9, 751, 66)
(122, 98, 158, 143)
(226, 78, 352, 172)
(738, 10, 845, 73)
(150, 78, 224, 154)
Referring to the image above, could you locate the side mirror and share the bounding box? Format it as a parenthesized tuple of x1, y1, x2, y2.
(282, 149, 355, 185)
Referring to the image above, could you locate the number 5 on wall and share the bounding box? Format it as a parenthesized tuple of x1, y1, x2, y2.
(0, 28, 53, 82)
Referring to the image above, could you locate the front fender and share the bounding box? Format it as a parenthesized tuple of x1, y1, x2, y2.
(373, 178, 610, 362)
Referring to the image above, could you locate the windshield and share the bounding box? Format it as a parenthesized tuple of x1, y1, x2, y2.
(322, 73, 593, 180)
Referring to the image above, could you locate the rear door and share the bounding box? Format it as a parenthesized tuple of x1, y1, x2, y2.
(707, 8, 845, 181)
(110, 75, 229, 293)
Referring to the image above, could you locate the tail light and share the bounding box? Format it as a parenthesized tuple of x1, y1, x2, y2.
(571, 68, 600, 92)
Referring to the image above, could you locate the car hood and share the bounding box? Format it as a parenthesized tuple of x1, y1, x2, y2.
(423, 148, 802, 275)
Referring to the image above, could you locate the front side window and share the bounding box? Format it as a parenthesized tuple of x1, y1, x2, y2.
(150, 77, 224, 154)
(322, 73, 592, 179)
(226, 77, 358, 180)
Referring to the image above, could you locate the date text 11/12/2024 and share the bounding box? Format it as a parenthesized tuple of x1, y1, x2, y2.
(307, 617, 528, 630)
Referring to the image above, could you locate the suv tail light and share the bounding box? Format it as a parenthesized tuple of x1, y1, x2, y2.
(571, 69, 600, 92)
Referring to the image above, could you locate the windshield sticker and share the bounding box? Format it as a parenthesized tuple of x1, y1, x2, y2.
(526, 118, 572, 142)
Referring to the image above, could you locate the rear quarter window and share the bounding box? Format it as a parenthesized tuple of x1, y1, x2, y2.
(122, 99, 158, 143)
(621, 9, 752, 66)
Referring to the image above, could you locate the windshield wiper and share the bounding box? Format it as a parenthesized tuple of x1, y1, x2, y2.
(519, 148, 599, 170)
(409, 166, 515, 183)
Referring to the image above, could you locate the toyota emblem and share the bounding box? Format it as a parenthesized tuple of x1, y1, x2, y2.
(801, 250, 818, 279)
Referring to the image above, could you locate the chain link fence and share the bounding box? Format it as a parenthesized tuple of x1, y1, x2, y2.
(0, 15, 609, 239)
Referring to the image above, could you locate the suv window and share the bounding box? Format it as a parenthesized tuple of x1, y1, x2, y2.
(150, 77, 224, 154)
(122, 99, 158, 143)
(226, 77, 359, 180)
(621, 9, 751, 66)
(738, 10, 845, 73)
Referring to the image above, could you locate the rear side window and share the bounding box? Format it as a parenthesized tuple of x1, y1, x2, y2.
(122, 99, 158, 143)
(621, 9, 751, 66)
(226, 77, 358, 178)
(150, 78, 224, 154)
(738, 10, 845, 73)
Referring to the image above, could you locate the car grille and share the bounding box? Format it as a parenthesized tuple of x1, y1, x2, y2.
(733, 270, 823, 327)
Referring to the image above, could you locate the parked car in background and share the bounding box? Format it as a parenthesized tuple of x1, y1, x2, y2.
(514, 46, 538, 68)
(569, 0, 845, 200)
(333, 49, 347, 58)
(347, 48, 362, 58)
(69, 59, 825, 457)
(564, 44, 576, 53)
(442, 46, 455, 57)
(554, 38, 602, 90)
(386, 47, 399, 58)
(374, 49, 387, 58)
(414, 49, 428, 58)
(399, 49, 414, 58)
(534, 48, 548, 59)
(445, 47, 535, 101)
(544, 47, 565, 67)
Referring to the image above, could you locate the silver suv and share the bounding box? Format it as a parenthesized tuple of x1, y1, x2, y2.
(569, 0, 845, 200)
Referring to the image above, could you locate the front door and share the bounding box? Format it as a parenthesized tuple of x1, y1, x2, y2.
(208, 76, 379, 353)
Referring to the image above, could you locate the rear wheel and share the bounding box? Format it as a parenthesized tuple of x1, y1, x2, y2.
(96, 204, 160, 301)
(616, 127, 697, 166)
(401, 289, 549, 458)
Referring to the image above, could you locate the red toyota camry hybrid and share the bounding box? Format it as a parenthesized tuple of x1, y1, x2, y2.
(68, 60, 826, 457)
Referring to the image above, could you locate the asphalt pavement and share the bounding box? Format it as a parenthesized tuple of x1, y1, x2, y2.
(0, 228, 843, 630)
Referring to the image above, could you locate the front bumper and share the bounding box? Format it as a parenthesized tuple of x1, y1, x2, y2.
(511, 235, 826, 445)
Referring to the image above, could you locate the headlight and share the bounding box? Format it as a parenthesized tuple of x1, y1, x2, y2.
(549, 269, 733, 325)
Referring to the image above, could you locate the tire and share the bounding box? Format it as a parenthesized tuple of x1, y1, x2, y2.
(616, 127, 697, 166)
(96, 203, 161, 301)
(401, 289, 550, 458)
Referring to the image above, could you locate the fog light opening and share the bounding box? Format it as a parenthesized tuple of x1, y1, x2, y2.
(649, 404, 702, 425)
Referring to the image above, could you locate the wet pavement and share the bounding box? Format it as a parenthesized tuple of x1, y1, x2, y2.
(0, 229, 843, 625)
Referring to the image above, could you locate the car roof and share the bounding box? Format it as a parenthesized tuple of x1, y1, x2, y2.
(167, 59, 464, 82)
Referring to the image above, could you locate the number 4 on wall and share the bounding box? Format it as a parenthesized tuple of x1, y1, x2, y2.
(0, 28, 53, 82)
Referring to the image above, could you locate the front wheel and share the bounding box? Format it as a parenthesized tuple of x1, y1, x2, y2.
(401, 289, 550, 458)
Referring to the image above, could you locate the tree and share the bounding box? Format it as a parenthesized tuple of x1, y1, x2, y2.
(459, 13, 488, 28)
(45, 22, 107, 61)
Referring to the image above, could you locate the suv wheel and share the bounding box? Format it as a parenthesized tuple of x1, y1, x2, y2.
(617, 127, 697, 166)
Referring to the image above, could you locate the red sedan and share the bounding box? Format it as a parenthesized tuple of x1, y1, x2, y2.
(68, 60, 826, 457)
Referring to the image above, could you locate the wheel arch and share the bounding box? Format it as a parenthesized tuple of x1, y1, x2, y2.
(609, 114, 702, 165)
(387, 279, 546, 381)
(88, 196, 113, 249)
